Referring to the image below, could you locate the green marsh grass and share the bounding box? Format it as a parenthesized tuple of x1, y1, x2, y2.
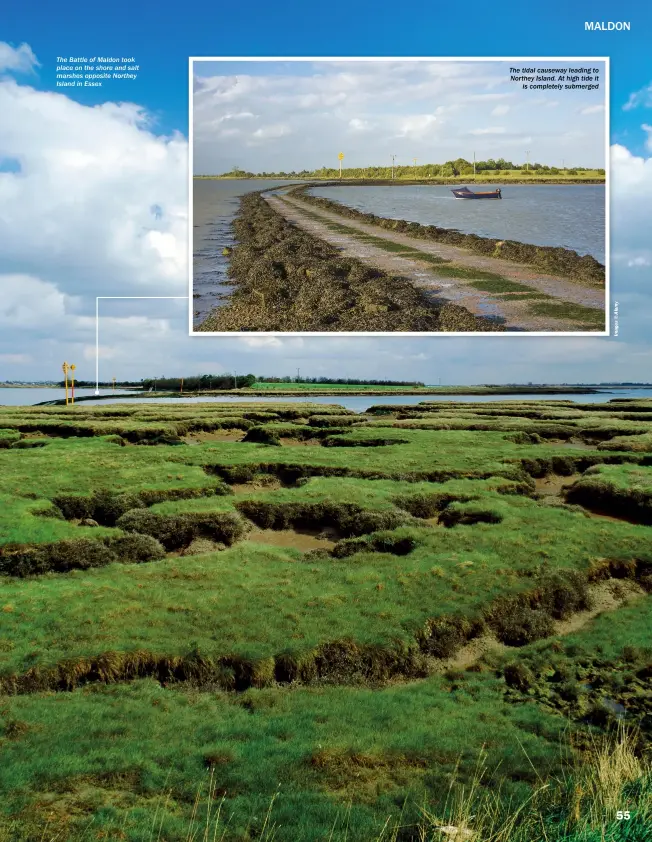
(0, 400, 651, 840)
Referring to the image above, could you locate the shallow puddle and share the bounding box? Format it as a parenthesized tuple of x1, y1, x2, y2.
(544, 438, 595, 450)
(246, 526, 339, 552)
(230, 479, 283, 494)
(183, 430, 244, 445)
(578, 507, 644, 525)
(534, 474, 581, 497)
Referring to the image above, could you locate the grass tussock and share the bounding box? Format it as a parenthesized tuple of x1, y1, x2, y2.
(0, 533, 166, 577)
(235, 499, 410, 537)
(565, 464, 652, 524)
(52, 485, 231, 526)
(116, 509, 247, 551)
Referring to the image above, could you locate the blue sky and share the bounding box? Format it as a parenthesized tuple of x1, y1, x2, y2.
(1, 0, 651, 384)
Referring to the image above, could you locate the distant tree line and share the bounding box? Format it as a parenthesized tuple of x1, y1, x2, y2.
(63, 376, 424, 390)
(140, 374, 257, 392)
(259, 377, 425, 386)
(211, 160, 605, 179)
(65, 375, 256, 391)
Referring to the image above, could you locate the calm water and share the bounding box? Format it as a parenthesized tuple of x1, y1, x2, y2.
(310, 184, 606, 263)
(192, 179, 297, 326)
(4, 388, 651, 412)
(0, 388, 134, 406)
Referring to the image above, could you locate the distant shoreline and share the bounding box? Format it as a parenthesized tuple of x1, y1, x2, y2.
(194, 176, 605, 186)
(29, 386, 629, 407)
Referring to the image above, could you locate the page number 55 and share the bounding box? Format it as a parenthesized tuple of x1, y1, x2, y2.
(616, 811, 631, 821)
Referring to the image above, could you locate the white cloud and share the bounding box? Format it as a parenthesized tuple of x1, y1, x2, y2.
(239, 337, 285, 348)
(396, 114, 438, 139)
(0, 42, 39, 74)
(192, 60, 606, 173)
(0, 78, 188, 298)
(0, 274, 78, 329)
(623, 82, 652, 111)
(643, 124, 652, 151)
(214, 111, 256, 126)
(608, 144, 652, 298)
(579, 104, 605, 115)
(249, 123, 291, 143)
(469, 127, 506, 135)
(0, 353, 32, 364)
(348, 118, 372, 132)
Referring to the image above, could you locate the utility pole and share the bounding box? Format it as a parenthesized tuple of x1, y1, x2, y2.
(112, 377, 116, 392)
(413, 157, 417, 170)
(297, 367, 300, 382)
(525, 150, 531, 171)
(391, 155, 396, 180)
(473, 151, 476, 181)
(234, 371, 237, 389)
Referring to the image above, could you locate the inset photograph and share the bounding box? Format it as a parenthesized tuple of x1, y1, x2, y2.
(190, 58, 608, 335)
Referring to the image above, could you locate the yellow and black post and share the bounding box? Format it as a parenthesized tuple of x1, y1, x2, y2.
(70, 364, 76, 405)
(62, 362, 70, 406)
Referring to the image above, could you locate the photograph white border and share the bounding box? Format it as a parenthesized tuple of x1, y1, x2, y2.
(188, 56, 610, 338)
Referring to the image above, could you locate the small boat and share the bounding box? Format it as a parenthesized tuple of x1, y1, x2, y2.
(451, 186, 502, 199)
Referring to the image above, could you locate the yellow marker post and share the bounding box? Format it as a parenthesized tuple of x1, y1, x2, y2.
(62, 362, 69, 406)
(70, 364, 76, 405)
(180, 377, 184, 394)
(338, 152, 344, 179)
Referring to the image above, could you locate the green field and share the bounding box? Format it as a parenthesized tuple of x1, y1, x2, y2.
(196, 169, 605, 184)
(251, 383, 430, 392)
(0, 399, 650, 841)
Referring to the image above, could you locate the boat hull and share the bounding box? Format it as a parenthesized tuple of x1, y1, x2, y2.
(451, 187, 502, 199)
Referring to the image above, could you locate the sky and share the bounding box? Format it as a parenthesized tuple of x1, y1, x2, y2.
(193, 60, 606, 174)
(0, 0, 651, 386)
